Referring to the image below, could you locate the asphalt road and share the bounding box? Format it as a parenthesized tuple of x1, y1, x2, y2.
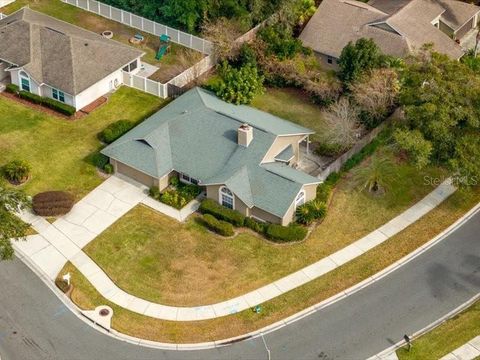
(0, 208, 478, 360)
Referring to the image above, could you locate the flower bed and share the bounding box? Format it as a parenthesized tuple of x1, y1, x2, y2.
(149, 177, 201, 210)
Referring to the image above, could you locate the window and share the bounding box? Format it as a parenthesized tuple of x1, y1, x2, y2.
(123, 60, 138, 73)
(52, 88, 65, 103)
(19, 71, 30, 92)
(295, 191, 305, 209)
(219, 186, 234, 209)
(327, 56, 333, 64)
(129, 59, 138, 72)
(180, 173, 199, 185)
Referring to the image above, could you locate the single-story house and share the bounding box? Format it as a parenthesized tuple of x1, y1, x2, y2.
(299, 0, 480, 68)
(101, 87, 321, 226)
(0, 8, 143, 111)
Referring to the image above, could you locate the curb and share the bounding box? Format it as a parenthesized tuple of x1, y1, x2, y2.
(368, 293, 480, 360)
(13, 202, 480, 350)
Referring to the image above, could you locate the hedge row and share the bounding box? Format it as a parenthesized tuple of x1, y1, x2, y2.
(98, 120, 135, 144)
(199, 199, 245, 227)
(32, 191, 74, 216)
(6, 84, 19, 94)
(202, 214, 234, 237)
(17, 91, 76, 116)
(265, 224, 307, 242)
(199, 199, 308, 242)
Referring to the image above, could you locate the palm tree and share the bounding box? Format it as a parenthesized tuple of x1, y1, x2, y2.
(0, 187, 30, 260)
(352, 155, 397, 194)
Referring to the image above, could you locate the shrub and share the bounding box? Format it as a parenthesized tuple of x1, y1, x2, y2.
(244, 217, 267, 234)
(18, 91, 43, 105)
(199, 198, 245, 227)
(3, 160, 31, 184)
(265, 224, 307, 242)
(296, 203, 315, 225)
(98, 120, 135, 144)
(169, 175, 180, 187)
(6, 84, 19, 94)
(92, 153, 109, 169)
(42, 97, 76, 116)
(17, 91, 75, 115)
(32, 191, 74, 216)
(309, 200, 327, 219)
(258, 24, 304, 60)
(103, 163, 114, 174)
(159, 189, 188, 209)
(216, 62, 265, 105)
(325, 172, 341, 186)
(202, 214, 234, 237)
(316, 183, 332, 202)
(149, 186, 161, 199)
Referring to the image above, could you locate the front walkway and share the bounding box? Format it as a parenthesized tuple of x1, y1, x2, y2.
(14, 176, 456, 322)
(440, 336, 480, 360)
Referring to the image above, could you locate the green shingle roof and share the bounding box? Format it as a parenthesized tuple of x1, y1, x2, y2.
(102, 87, 320, 218)
(274, 144, 294, 162)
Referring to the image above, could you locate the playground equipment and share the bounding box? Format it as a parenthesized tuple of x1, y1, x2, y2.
(155, 34, 171, 60)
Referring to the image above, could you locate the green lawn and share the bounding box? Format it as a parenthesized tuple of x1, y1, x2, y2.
(83, 148, 447, 306)
(397, 300, 480, 360)
(0, 87, 165, 199)
(251, 87, 328, 144)
(2, 0, 201, 80)
(59, 186, 480, 343)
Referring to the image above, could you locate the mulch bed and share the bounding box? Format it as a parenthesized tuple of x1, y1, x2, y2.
(1, 92, 86, 120)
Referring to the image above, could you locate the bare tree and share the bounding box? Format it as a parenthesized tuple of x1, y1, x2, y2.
(201, 18, 243, 62)
(321, 98, 363, 153)
(350, 68, 399, 121)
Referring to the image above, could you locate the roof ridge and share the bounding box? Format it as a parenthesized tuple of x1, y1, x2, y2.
(341, 0, 388, 15)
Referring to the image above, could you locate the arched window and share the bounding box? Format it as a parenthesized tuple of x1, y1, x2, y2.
(19, 71, 30, 92)
(295, 191, 305, 209)
(219, 186, 234, 209)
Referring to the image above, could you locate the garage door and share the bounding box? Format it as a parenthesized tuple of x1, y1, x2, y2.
(116, 162, 156, 187)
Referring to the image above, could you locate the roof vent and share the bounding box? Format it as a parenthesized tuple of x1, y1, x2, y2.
(238, 123, 253, 147)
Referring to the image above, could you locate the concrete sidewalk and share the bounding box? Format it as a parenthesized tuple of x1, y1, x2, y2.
(440, 336, 480, 360)
(14, 177, 456, 322)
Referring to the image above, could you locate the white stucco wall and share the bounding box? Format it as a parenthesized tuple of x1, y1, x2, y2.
(10, 68, 40, 95)
(73, 69, 122, 110)
(40, 84, 75, 108)
(8, 56, 141, 111)
(74, 57, 142, 110)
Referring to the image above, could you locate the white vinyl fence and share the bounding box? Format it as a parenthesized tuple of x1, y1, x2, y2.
(61, 0, 213, 55)
(122, 71, 168, 98)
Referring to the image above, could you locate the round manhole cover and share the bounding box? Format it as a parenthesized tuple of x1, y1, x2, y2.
(99, 308, 110, 317)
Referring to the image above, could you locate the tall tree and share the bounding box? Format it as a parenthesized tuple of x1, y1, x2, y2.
(398, 51, 480, 184)
(338, 38, 381, 84)
(0, 188, 30, 260)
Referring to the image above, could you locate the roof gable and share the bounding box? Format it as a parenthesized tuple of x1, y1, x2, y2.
(300, 0, 471, 60)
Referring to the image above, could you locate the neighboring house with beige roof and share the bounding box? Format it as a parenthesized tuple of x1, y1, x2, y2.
(300, 0, 480, 68)
(0, 8, 143, 111)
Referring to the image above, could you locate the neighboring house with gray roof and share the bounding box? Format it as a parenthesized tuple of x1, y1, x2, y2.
(102, 87, 321, 225)
(0, 8, 143, 111)
(300, 0, 480, 69)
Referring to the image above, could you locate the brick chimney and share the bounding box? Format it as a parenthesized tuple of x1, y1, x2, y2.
(238, 123, 253, 147)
